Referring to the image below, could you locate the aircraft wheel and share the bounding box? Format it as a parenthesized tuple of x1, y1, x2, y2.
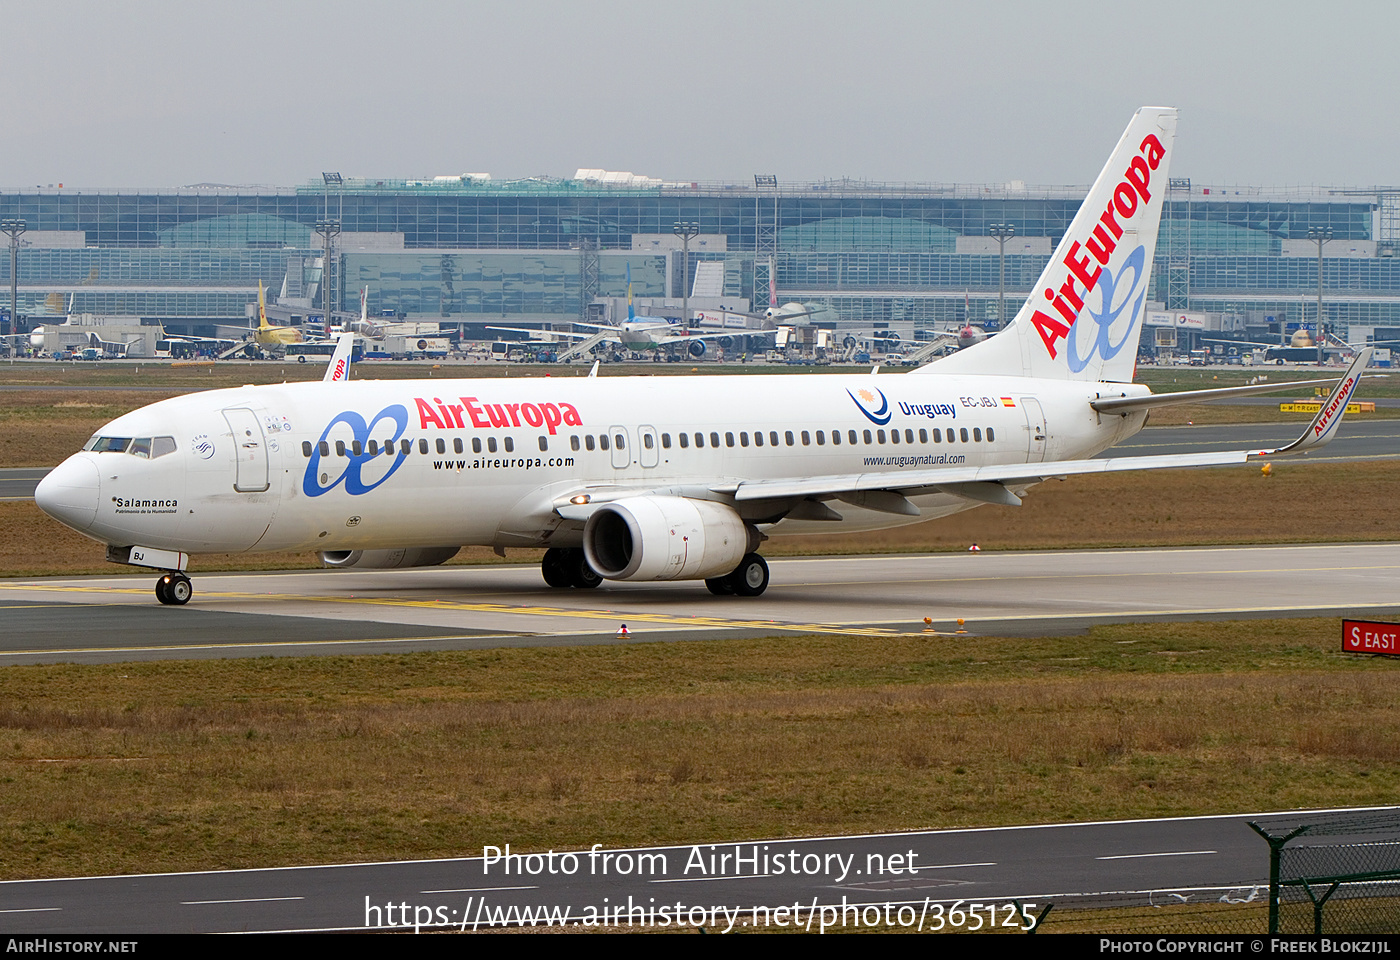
(167, 574, 193, 605)
(155, 575, 172, 605)
(567, 549, 603, 589)
(541, 548, 572, 588)
(705, 576, 735, 596)
(297, 355, 307, 364)
(729, 553, 769, 597)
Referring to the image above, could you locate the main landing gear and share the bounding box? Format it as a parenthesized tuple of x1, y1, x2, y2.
(705, 553, 769, 598)
(155, 571, 193, 606)
(541, 547, 603, 589)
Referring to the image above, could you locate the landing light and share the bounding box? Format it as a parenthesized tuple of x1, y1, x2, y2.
(570, 494, 591, 505)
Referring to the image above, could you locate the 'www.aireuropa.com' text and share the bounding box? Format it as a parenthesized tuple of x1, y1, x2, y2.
(365, 895, 1038, 933)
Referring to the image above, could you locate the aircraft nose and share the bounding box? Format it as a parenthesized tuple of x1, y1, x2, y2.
(35, 455, 100, 532)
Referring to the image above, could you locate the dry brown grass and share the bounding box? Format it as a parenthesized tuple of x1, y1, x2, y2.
(0, 619, 1395, 880)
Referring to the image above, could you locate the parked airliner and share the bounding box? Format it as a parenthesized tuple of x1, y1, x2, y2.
(35, 108, 1371, 605)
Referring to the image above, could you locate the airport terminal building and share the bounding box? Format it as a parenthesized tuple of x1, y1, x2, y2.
(1, 173, 1396, 350)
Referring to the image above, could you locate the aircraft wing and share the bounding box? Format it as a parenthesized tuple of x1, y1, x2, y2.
(730, 349, 1372, 509)
(486, 325, 595, 341)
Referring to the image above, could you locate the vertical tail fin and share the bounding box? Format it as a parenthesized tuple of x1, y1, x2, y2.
(626, 263, 635, 321)
(919, 107, 1177, 382)
(323, 332, 355, 383)
(257, 280, 268, 330)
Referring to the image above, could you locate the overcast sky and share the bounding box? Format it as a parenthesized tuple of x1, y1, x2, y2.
(8, 0, 1397, 189)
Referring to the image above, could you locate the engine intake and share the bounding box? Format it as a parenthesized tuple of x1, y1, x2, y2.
(320, 546, 461, 569)
(584, 496, 755, 582)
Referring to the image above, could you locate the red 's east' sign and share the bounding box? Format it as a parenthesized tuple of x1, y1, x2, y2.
(1342, 619, 1400, 656)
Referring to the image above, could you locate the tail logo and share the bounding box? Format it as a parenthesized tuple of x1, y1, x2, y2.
(847, 387, 892, 425)
(1064, 244, 1147, 374)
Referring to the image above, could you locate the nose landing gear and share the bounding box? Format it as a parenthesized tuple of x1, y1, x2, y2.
(155, 572, 193, 605)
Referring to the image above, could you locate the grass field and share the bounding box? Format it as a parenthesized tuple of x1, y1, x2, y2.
(0, 617, 1394, 880)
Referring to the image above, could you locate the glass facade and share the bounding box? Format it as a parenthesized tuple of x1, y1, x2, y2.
(0, 180, 1390, 339)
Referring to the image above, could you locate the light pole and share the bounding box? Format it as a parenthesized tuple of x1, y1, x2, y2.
(315, 218, 342, 324)
(1, 219, 25, 346)
(673, 221, 699, 332)
(1308, 226, 1332, 365)
(988, 223, 1016, 329)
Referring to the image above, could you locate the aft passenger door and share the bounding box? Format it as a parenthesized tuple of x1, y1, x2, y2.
(1020, 398, 1047, 463)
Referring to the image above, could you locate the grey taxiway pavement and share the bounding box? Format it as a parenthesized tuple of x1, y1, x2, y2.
(2, 541, 1398, 664)
(0, 807, 1386, 933)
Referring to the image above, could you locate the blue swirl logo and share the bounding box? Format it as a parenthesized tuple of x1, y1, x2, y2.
(303, 405, 409, 498)
(847, 387, 892, 425)
(1065, 244, 1147, 374)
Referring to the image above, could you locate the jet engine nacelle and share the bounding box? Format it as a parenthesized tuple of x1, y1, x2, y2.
(688, 339, 706, 358)
(320, 546, 461, 569)
(583, 496, 753, 581)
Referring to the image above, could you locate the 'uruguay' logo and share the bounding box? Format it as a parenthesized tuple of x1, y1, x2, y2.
(847, 388, 892, 425)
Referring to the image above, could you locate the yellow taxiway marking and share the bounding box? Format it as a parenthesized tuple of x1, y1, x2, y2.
(0, 634, 534, 658)
(0, 583, 900, 637)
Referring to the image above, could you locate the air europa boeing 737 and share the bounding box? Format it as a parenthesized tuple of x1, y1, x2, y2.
(35, 108, 1372, 605)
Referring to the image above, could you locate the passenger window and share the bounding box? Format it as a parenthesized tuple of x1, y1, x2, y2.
(816, 430, 825, 445)
(571, 436, 580, 451)
(436, 438, 446, 454)
(876, 430, 885, 444)
(919, 429, 928, 444)
(694, 432, 703, 448)
(709, 432, 719, 448)
(336, 440, 347, 457)
(801, 431, 811, 446)
(785, 431, 795, 446)
(454, 438, 464, 454)
(973, 427, 982, 442)
(352, 440, 363, 457)
(932, 429, 941, 443)
(368, 440, 379, 456)
(644, 434, 654, 449)
(488, 437, 498, 453)
(400, 439, 410, 455)
(320, 441, 331, 456)
(987, 427, 995, 442)
(419, 438, 428, 455)
(754, 431, 763, 447)
(905, 429, 914, 443)
(890, 430, 900, 444)
(848, 430, 858, 445)
(539, 436, 548, 452)
(302, 441, 313, 458)
(469, 437, 478, 453)
(831, 429, 839, 445)
(614, 434, 625, 450)
(946, 428, 956, 443)
(586, 435, 595, 451)
(725, 432, 734, 447)
(505, 437, 514, 452)
(599, 435, 609, 451)
(739, 432, 749, 447)
(679, 433, 689, 448)
(960, 428, 969, 443)
(770, 431, 779, 446)
(863, 430, 872, 444)
(661, 433, 671, 449)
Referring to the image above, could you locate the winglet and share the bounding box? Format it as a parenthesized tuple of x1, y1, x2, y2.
(1257, 348, 1372, 456)
(323, 332, 355, 383)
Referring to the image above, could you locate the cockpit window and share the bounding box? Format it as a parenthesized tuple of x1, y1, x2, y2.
(86, 436, 133, 453)
(83, 435, 177, 458)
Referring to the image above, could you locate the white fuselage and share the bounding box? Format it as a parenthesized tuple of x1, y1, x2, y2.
(39, 372, 1147, 558)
